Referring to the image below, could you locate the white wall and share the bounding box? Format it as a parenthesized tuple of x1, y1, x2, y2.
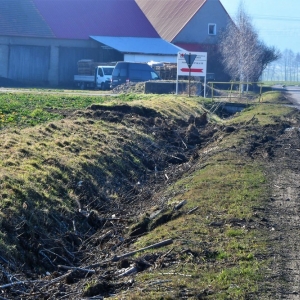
(124, 54, 177, 63)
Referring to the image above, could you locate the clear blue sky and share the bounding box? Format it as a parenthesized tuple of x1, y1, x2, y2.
(220, 0, 300, 54)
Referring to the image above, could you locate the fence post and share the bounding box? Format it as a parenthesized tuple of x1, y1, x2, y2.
(259, 84, 263, 102)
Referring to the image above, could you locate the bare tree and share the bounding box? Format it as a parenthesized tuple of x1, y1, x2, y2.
(281, 49, 295, 81)
(219, 2, 279, 89)
(295, 53, 300, 82)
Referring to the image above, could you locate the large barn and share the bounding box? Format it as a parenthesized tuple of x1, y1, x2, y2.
(0, 0, 232, 87)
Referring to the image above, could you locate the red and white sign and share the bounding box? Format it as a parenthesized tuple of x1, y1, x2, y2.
(177, 52, 207, 76)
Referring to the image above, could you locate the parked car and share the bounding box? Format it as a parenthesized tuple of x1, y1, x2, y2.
(110, 62, 160, 88)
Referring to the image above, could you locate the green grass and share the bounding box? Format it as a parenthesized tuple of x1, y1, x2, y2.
(124, 153, 267, 299)
(260, 81, 300, 87)
(0, 92, 110, 129)
(224, 91, 294, 127)
(0, 92, 210, 130)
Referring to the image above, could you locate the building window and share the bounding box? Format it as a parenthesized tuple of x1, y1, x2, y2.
(208, 23, 216, 35)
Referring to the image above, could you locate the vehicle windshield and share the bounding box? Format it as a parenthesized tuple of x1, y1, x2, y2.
(103, 67, 114, 75)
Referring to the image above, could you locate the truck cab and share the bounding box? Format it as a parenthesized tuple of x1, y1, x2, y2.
(74, 60, 116, 90)
(95, 66, 114, 90)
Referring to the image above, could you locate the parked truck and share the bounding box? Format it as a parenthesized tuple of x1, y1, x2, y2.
(74, 59, 116, 90)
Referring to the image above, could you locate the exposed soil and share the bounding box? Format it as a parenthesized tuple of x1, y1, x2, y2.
(111, 82, 147, 94)
(263, 122, 300, 299)
(1, 94, 300, 299)
(236, 98, 300, 298)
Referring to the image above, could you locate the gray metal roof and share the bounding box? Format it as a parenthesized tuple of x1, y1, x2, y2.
(90, 36, 183, 55)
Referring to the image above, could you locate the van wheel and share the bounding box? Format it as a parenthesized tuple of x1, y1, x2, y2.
(100, 83, 105, 90)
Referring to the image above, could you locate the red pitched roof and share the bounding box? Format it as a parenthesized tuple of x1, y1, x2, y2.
(33, 0, 159, 39)
(136, 0, 206, 42)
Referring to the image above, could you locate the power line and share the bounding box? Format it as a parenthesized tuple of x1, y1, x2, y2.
(259, 28, 300, 35)
(252, 15, 300, 22)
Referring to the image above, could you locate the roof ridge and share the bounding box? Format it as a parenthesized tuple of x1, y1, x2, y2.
(170, 0, 207, 41)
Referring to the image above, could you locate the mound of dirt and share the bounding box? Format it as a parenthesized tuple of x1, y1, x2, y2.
(111, 82, 146, 94)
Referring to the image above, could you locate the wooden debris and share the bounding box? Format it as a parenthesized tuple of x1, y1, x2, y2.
(148, 280, 172, 286)
(58, 265, 96, 274)
(113, 239, 173, 262)
(0, 279, 44, 289)
(186, 206, 199, 215)
(43, 271, 72, 287)
(162, 272, 192, 277)
(174, 200, 187, 210)
(116, 266, 137, 277)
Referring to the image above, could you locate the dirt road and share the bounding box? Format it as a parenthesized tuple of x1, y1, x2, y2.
(286, 86, 300, 106)
(273, 85, 300, 107)
(265, 87, 300, 299)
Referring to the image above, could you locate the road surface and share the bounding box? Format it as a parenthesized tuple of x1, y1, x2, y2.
(273, 85, 300, 107)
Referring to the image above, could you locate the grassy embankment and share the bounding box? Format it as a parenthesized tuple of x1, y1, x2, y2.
(0, 91, 213, 262)
(114, 92, 295, 299)
(0, 90, 295, 298)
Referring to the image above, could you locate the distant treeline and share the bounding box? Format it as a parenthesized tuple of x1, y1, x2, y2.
(262, 49, 300, 82)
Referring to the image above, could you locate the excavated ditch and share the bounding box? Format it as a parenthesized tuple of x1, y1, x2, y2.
(0, 104, 221, 299)
(1, 101, 299, 299)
